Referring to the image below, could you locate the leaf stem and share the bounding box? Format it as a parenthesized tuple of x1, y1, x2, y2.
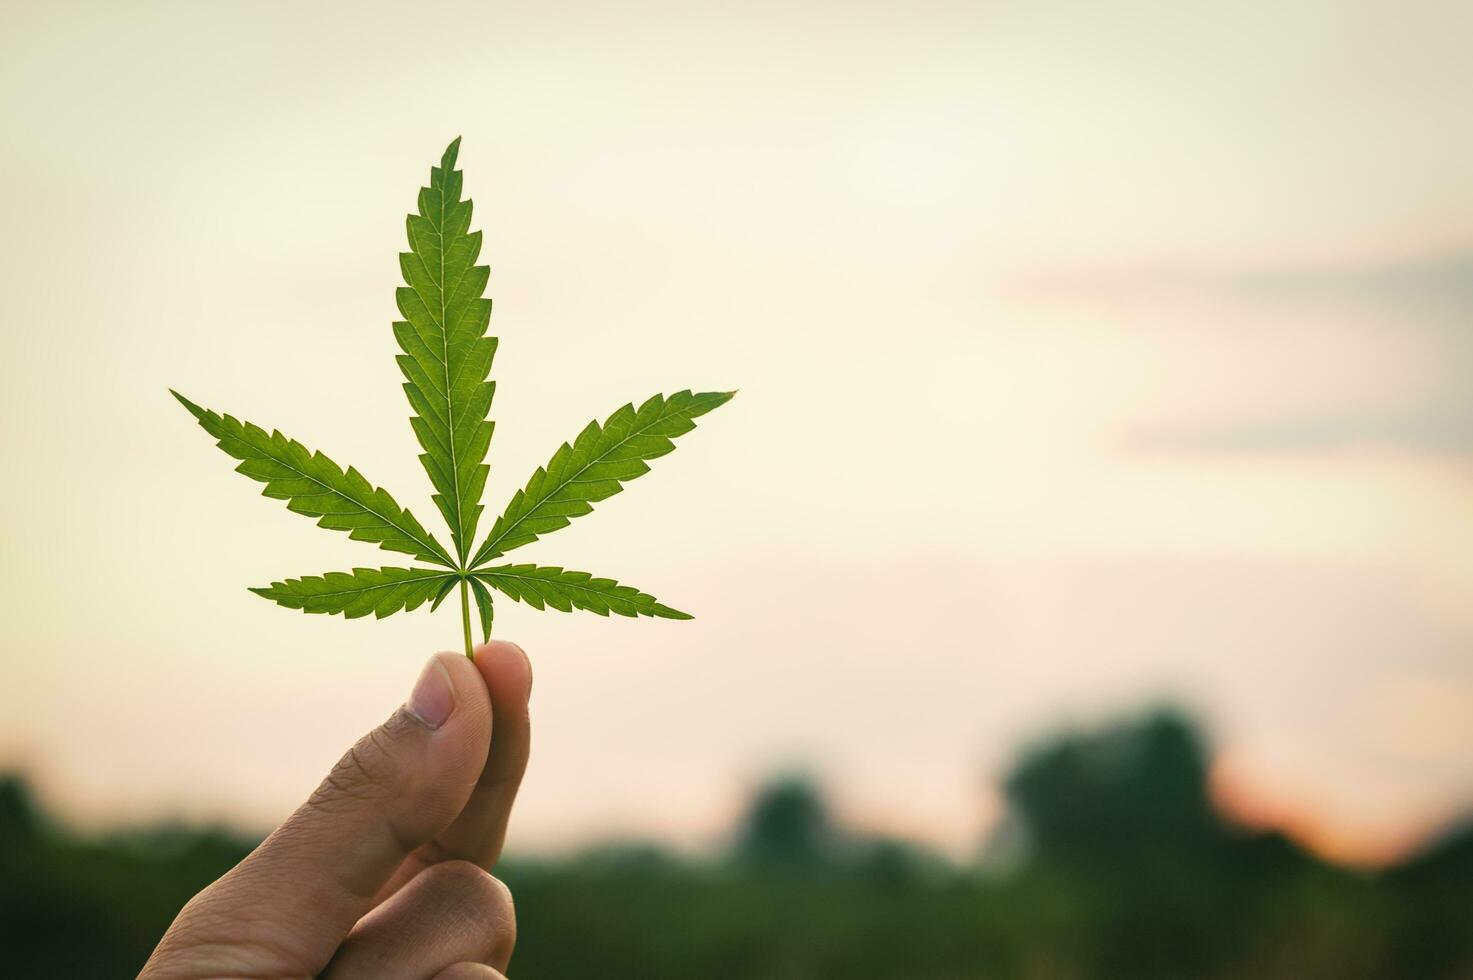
(460, 577, 473, 660)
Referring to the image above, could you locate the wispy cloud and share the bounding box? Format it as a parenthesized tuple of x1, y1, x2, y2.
(1122, 248, 1473, 456)
(1224, 249, 1473, 315)
(1134, 410, 1473, 455)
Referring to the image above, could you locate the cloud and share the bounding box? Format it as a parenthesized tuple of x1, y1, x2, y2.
(1225, 249, 1473, 315)
(1134, 411, 1473, 455)
(1125, 248, 1473, 456)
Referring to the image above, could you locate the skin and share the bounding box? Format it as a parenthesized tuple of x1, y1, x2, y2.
(140, 640, 533, 980)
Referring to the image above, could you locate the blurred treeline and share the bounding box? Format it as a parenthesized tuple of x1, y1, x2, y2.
(3, 709, 1470, 978)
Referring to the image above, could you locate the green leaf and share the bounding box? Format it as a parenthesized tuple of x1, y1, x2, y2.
(429, 575, 459, 612)
(174, 139, 731, 656)
(251, 567, 457, 619)
(172, 390, 454, 567)
(394, 137, 498, 563)
(470, 390, 734, 567)
(474, 564, 693, 619)
(469, 576, 494, 643)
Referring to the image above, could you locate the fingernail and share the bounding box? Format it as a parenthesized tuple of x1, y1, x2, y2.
(407, 658, 455, 730)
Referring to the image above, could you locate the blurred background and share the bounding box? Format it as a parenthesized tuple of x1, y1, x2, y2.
(3, 0, 1471, 976)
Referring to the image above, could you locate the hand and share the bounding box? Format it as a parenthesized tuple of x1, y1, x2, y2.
(141, 641, 533, 980)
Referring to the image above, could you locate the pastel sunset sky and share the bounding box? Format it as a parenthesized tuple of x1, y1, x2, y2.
(3, 0, 1471, 866)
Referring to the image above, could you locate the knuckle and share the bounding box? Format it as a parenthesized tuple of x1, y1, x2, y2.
(309, 710, 416, 809)
(487, 873, 517, 953)
(487, 873, 516, 921)
(423, 861, 516, 944)
(434, 966, 505, 980)
(430, 860, 508, 906)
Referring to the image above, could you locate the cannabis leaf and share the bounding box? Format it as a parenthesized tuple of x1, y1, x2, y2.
(169, 393, 454, 567)
(394, 145, 497, 564)
(174, 138, 732, 656)
(472, 565, 694, 619)
(251, 568, 458, 619)
(469, 390, 733, 566)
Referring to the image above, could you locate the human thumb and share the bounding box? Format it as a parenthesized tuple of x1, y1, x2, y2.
(143, 651, 493, 978)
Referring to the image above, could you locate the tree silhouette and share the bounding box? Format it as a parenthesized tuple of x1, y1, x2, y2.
(732, 775, 839, 869)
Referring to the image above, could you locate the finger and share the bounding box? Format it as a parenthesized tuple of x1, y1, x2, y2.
(151, 652, 494, 977)
(323, 860, 515, 979)
(429, 640, 533, 866)
(378, 640, 532, 899)
(433, 965, 509, 980)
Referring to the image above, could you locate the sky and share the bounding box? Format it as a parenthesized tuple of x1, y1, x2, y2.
(2, 0, 1471, 867)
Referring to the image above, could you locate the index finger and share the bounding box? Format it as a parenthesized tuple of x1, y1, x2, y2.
(376, 639, 533, 901)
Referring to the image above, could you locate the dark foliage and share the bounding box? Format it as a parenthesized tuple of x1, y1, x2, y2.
(3, 709, 1468, 978)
